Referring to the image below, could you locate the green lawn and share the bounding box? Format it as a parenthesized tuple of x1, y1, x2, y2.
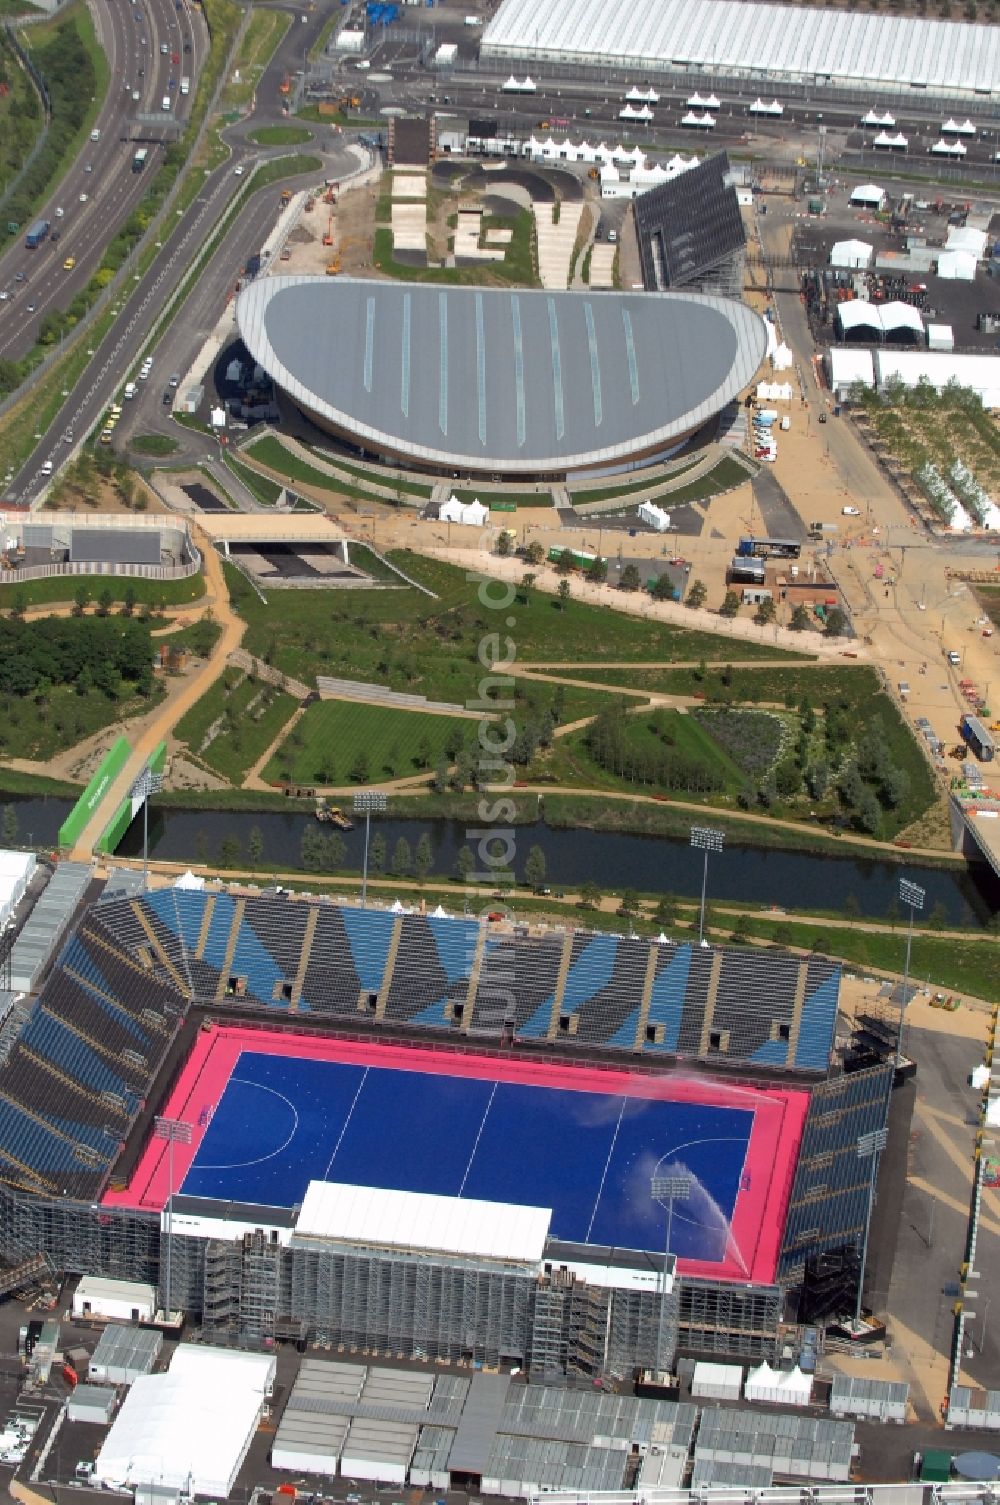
(0, 573, 205, 610)
(220, 7, 292, 111)
(129, 434, 179, 457)
(225, 452, 282, 505)
(454, 489, 553, 508)
(305, 445, 433, 498)
(174, 671, 298, 784)
(975, 586, 1000, 630)
(245, 435, 398, 505)
(263, 700, 475, 786)
(570, 458, 702, 505)
(539, 706, 747, 802)
(248, 124, 313, 146)
(575, 456, 752, 511)
(373, 208, 537, 287)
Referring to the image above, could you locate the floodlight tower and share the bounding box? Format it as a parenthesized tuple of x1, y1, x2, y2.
(690, 826, 724, 945)
(129, 765, 165, 891)
(154, 1115, 192, 1322)
(353, 790, 387, 908)
(651, 1172, 692, 1373)
(854, 1127, 888, 1329)
(895, 878, 925, 1070)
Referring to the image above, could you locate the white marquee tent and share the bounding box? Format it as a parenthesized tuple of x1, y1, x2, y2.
(932, 138, 967, 156)
(830, 238, 873, 269)
(937, 250, 977, 281)
(638, 500, 671, 531)
(440, 497, 489, 526)
(0, 849, 35, 930)
(875, 350, 1000, 408)
(744, 1361, 814, 1407)
(946, 225, 988, 259)
(849, 184, 885, 208)
(95, 1347, 276, 1499)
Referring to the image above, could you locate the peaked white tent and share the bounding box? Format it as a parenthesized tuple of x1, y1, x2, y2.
(946, 225, 987, 258)
(830, 238, 873, 269)
(638, 500, 671, 531)
(174, 870, 206, 891)
(873, 131, 908, 151)
(937, 250, 976, 281)
(932, 138, 967, 156)
(440, 496, 489, 526)
(862, 110, 895, 127)
(744, 1361, 813, 1407)
(850, 184, 885, 208)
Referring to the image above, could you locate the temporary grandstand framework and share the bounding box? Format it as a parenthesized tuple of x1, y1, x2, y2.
(633, 154, 746, 299)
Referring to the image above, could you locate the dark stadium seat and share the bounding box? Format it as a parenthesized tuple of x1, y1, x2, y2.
(476, 932, 563, 1037)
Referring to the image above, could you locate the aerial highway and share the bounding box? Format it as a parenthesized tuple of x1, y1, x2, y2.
(0, 0, 206, 359)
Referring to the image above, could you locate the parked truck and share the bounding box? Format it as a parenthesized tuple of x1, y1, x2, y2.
(960, 713, 995, 762)
(24, 219, 50, 249)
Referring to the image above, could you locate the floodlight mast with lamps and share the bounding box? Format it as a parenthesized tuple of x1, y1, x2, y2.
(895, 878, 925, 1070)
(690, 826, 724, 945)
(153, 1115, 192, 1322)
(854, 1127, 888, 1329)
(353, 790, 387, 908)
(129, 766, 165, 892)
(651, 1172, 691, 1372)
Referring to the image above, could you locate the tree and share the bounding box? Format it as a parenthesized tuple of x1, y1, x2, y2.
(928, 900, 949, 930)
(557, 579, 571, 610)
(555, 547, 576, 575)
(844, 893, 861, 918)
(349, 749, 370, 783)
(719, 590, 741, 618)
(520, 570, 537, 604)
(617, 887, 640, 918)
(300, 826, 324, 870)
(391, 836, 412, 875)
(857, 787, 882, 834)
(586, 556, 608, 584)
(654, 893, 676, 927)
(323, 832, 347, 869)
(772, 923, 793, 948)
(433, 758, 450, 793)
(247, 826, 264, 869)
(370, 830, 386, 875)
(730, 914, 749, 945)
(523, 844, 547, 892)
(10, 590, 26, 621)
(685, 578, 707, 610)
(619, 563, 641, 592)
(824, 607, 847, 637)
(97, 587, 114, 618)
(1, 805, 17, 847)
(579, 879, 601, 909)
(454, 844, 475, 882)
(652, 574, 676, 601)
(790, 603, 812, 632)
(496, 529, 513, 557)
(754, 596, 776, 627)
(885, 896, 901, 930)
(122, 585, 137, 618)
(414, 832, 433, 881)
(73, 583, 91, 617)
(523, 540, 545, 566)
(219, 834, 242, 868)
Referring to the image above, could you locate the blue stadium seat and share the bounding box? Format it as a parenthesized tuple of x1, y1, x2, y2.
(795, 968, 841, 1071)
(20, 1011, 140, 1110)
(340, 909, 395, 994)
(562, 935, 619, 1014)
(643, 945, 693, 1053)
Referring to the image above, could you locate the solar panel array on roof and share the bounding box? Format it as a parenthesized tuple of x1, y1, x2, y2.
(69, 530, 161, 565)
(634, 153, 746, 294)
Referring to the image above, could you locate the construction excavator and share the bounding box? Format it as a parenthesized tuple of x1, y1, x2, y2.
(322, 215, 334, 247)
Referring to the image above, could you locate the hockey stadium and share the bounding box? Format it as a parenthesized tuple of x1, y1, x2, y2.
(0, 885, 892, 1376)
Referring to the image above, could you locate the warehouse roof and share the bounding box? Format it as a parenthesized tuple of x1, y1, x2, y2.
(481, 0, 1000, 97)
(236, 278, 766, 474)
(295, 1181, 552, 1262)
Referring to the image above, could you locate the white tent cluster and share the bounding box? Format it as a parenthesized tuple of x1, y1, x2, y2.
(464, 132, 701, 200)
(744, 1361, 814, 1407)
(750, 98, 783, 116)
(932, 138, 967, 157)
(942, 117, 976, 135)
(638, 499, 671, 531)
(620, 103, 654, 121)
(837, 300, 923, 339)
(686, 91, 720, 109)
(757, 381, 794, 401)
(830, 238, 873, 269)
(440, 496, 489, 526)
(946, 225, 988, 259)
(861, 110, 895, 127)
(938, 250, 976, 281)
(849, 184, 885, 209)
(873, 131, 908, 151)
(771, 343, 793, 372)
(500, 74, 536, 92)
(681, 111, 716, 129)
(625, 86, 660, 102)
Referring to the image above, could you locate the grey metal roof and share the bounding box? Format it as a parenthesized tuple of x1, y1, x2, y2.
(10, 863, 91, 994)
(830, 1374, 909, 1406)
(70, 530, 161, 565)
(481, 0, 1000, 98)
(90, 1324, 162, 1375)
(236, 278, 766, 475)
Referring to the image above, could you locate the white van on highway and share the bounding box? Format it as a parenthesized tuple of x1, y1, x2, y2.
(180, 75, 189, 95)
(123, 382, 137, 400)
(90, 128, 100, 142)
(161, 94, 171, 111)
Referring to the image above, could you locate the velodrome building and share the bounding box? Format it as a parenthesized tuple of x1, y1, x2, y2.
(235, 278, 767, 479)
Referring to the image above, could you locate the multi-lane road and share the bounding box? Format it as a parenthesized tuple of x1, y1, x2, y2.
(0, 0, 205, 359)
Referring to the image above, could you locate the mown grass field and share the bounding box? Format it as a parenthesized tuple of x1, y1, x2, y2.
(174, 672, 297, 784)
(0, 573, 205, 610)
(263, 700, 474, 786)
(544, 707, 749, 799)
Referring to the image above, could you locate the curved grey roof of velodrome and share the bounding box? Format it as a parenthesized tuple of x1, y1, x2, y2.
(235, 277, 767, 474)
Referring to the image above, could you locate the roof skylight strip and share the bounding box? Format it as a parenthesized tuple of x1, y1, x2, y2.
(438, 293, 448, 436)
(401, 294, 411, 418)
(475, 293, 487, 446)
(548, 298, 564, 441)
(363, 297, 375, 394)
(584, 302, 602, 428)
(511, 295, 526, 447)
(622, 309, 640, 406)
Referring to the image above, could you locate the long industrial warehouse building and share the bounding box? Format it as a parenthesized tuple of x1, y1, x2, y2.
(481, 0, 1000, 100)
(236, 277, 766, 479)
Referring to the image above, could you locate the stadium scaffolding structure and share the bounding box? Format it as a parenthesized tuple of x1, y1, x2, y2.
(0, 889, 893, 1374)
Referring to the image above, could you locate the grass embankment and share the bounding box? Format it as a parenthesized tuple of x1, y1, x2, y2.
(305, 445, 433, 499)
(219, 7, 292, 112)
(174, 669, 298, 784)
(245, 434, 409, 506)
(129, 434, 179, 457)
(262, 701, 473, 786)
(224, 452, 282, 505)
(0, 573, 205, 610)
(575, 456, 753, 511)
(0, 5, 107, 271)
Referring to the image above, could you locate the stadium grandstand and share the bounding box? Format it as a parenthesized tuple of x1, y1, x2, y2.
(235, 279, 767, 479)
(633, 154, 746, 300)
(0, 885, 892, 1376)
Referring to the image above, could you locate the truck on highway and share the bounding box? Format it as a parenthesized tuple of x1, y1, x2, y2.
(180, 75, 190, 95)
(24, 219, 50, 249)
(961, 713, 995, 762)
(132, 147, 149, 172)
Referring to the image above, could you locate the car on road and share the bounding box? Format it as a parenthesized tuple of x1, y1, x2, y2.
(14, 272, 25, 282)
(40, 461, 53, 476)
(132, 90, 141, 101)
(0, 292, 8, 303)
(26, 302, 36, 313)
(160, 41, 168, 52)
(168, 373, 180, 387)
(183, 39, 190, 50)
(233, 164, 244, 175)
(842, 506, 860, 516)
(79, 192, 89, 203)
(55, 206, 65, 218)
(162, 390, 173, 406)
(63, 256, 76, 270)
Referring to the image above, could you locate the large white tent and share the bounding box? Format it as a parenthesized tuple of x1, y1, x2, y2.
(827, 348, 875, 395)
(830, 239, 873, 269)
(0, 849, 34, 930)
(95, 1346, 275, 1499)
(839, 301, 923, 340)
(744, 1361, 814, 1407)
(946, 225, 988, 259)
(876, 350, 1000, 408)
(937, 250, 977, 281)
(849, 184, 886, 209)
